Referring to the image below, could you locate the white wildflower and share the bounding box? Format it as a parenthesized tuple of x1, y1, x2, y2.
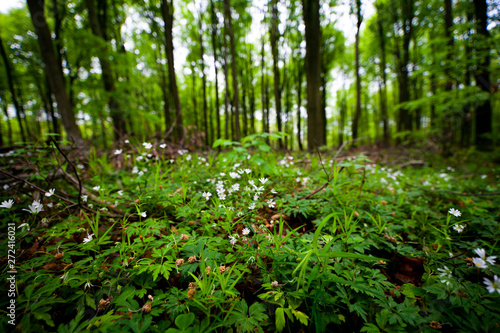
(23, 200, 43, 214)
(474, 248, 497, 265)
(472, 257, 488, 269)
(114, 149, 122, 155)
(202, 192, 212, 201)
(0, 199, 14, 209)
(484, 275, 500, 294)
(142, 142, 153, 150)
(448, 208, 461, 217)
(242, 227, 250, 236)
(18, 223, 30, 232)
(83, 233, 94, 244)
(45, 188, 55, 197)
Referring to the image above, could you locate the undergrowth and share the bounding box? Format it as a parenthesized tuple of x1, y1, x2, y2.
(1, 135, 499, 332)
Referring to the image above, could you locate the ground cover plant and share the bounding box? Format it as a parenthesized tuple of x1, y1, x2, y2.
(1, 136, 500, 332)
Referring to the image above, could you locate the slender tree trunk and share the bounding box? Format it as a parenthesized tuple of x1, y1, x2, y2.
(223, 24, 230, 140)
(473, 0, 492, 150)
(248, 51, 256, 134)
(297, 61, 303, 150)
(352, 0, 363, 141)
(85, 0, 125, 140)
(339, 89, 347, 147)
(210, 0, 221, 142)
(0, 91, 13, 145)
(302, 0, 324, 149)
(270, 0, 282, 148)
(260, 40, 269, 135)
(27, 0, 83, 144)
(461, 10, 473, 147)
(44, 74, 59, 135)
(0, 34, 26, 142)
(161, 0, 184, 142)
(190, 62, 199, 132)
(198, 9, 208, 146)
(376, 1, 389, 145)
(223, 0, 240, 141)
(241, 70, 248, 138)
(157, 42, 171, 133)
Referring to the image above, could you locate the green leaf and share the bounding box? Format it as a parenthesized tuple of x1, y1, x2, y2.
(175, 313, 195, 330)
(275, 307, 286, 332)
(85, 293, 96, 311)
(292, 310, 309, 326)
(249, 302, 268, 322)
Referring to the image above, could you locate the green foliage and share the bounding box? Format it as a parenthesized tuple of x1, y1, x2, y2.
(1, 142, 499, 333)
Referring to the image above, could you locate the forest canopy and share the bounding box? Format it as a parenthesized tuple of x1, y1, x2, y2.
(0, 0, 498, 151)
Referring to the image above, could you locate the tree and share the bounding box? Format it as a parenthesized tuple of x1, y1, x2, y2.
(27, 0, 83, 144)
(352, 0, 363, 141)
(0, 33, 26, 142)
(223, 0, 241, 141)
(302, 0, 324, 149)
(85, 0, 125, 140)
(375, 0, 389, 145)
(160, 0, 184, 142)
(473, 0, 492, 150)
(270, 0, 282, 148)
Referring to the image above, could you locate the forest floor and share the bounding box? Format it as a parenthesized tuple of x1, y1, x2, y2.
(1, 137, 499, 332)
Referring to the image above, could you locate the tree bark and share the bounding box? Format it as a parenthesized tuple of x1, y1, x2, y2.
(473, 0, 492, 150)
(0, 34, 26, 142)
(352, 0, 363, 141)
(198, 8, 209, 146)
(85, 0, 125, 140)
(297, 60, 303, 150)
(27, 0, 83, 144)
(302, 0, 324, 149)
(223, 0, 240, 141)
(270, 0, 282, 148)
(161, 0, 184, 142)
(210, 0, 221, 142)
(375, 1, 389, 145)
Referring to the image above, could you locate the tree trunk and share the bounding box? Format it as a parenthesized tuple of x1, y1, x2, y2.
(473, 0, 492, 150)
(210, 0, 221, 142)
(270, 0, 282, 148)
(375, 1, 389, 145)
(223, 22, 230, 140)
(198, 9, 208, 146)
(161, 0, 184, 142)
(461, 10, 473, 147)
(85, 0, 125, 140)
(302, 0, 324, 149)
(0, 34, 26, 142)
(27, 0, 83, 144)
(352, 0, 363, 141)
(223, 0, 240, 141)
(0, 91, 13, 145)
(297, 61, 303, 150)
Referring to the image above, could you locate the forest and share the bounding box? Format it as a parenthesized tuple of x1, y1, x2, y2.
(0, 0, 497, 151)
(1, 0, 500, 332)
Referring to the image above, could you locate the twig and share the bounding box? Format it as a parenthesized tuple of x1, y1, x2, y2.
(298, 166, 344, 201)
(51, 139, 83, 208)
(0, 167, 77, 206)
